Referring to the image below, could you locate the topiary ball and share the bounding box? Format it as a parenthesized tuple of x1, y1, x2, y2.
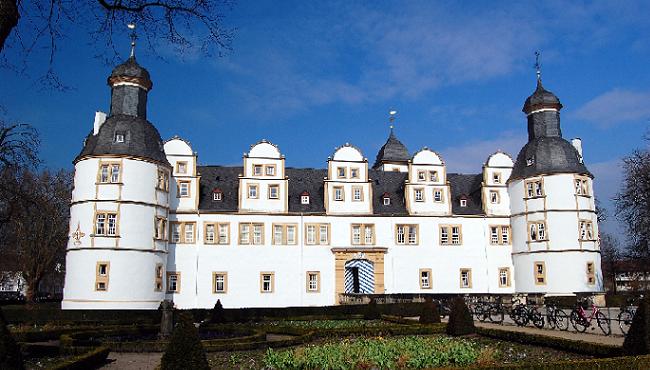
(161, 312, 209, 370)
(446, 297, 475, 336)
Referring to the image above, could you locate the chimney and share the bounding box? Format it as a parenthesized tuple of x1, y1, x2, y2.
(93, 111, 107, 135)
(571, 138, 583, 163)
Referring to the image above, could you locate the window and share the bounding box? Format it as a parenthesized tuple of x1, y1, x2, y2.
(178, 181, 190, 197)
(205, 224, 215, 244)
(489, 190, 499, 204)
(418, 171, 426, 181)
(440, 225, 461, 245)
(95, 261, 110, 291)
(98, 163, 120, 183)
(114, 131, 125, 143)
(534, 262, 546, 285)
(489, 225, 511, 245)
(383, 196, 390, 206)
(305, 223, 329, 245)
(337, 167, 346, 178)
(579, 220, 595, 241)
(217, 223, 229, 244)
(301, 194, 310, 204)
(268, 184, 279, 199)
(433, 189, 443, 202)
(396, 225, 418, 245)
(460, 199, 467, 207)
(272, 224, 297, 245)
(498, 267, 510, 287)
(526, 156, 535, 166)
(157, 169, 169, 191)
(351, 224, 374, 245)
(176, 161, 187, 174)
(253, 165, 263, 176)
(528, 221, 548, 241)
(213, 190, 222, 201)
(169, 222, 196, 244)
(154, 217, 167, 240)
(95, 212, 118, 236)
(306, 271, 320, 292)
(493, 172, 501, 184)
(247, 184, 258, 199)
(350, 168, 359, 179)
(575, 177, 589, 196)
(260, 272, 274, 293)
(460, 268, 472, 288)
(239, 223, 264, 245)
(429, 171, 439, 182)
(265, 165, 276, 176)
(155, 264, 163, 292)
(420, 269, 432, 289)
(167, 272, 181, 292)
(525, 179, 544, 198)
(213, 272, 228, 293)
(352, 186, 363, 201)
(333, 186, 344, 201)
(414, 188, 424, 202)
(586, 262, 595, 285)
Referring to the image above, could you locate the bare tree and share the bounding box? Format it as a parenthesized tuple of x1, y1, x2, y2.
(1, 169, 71, 302)
(0, 0, 234, 88)
(600, 232, 622, 293)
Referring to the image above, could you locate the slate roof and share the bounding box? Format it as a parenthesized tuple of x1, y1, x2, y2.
(510, 136, 592, 181)
(110, 56, 152, 82)
(75, 114, 169, 165)
(523, 80, 562, 114)
(197, 166, 484, 215)
(373, 131, 410, 168)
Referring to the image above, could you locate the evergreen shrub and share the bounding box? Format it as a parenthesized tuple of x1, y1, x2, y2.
(210, 299, 226, 324)
(446, 297, 475, 336)
(419, 298, 441, 324)
(160, 312, 209, 370)
(624, 294, 650, 355)
(0, 308, 24, 370)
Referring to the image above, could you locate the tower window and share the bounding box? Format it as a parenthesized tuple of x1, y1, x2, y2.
(460, 199, 467, 207)
(114, 131, 125, 143)
(268, 184, 279, 199)
(301, 194, 310, 204)
(490, 190, 499, 204)
(528, 221, 547, 241)
(433, 189, 443, 202)
(383, 196, 390, 206)
(493, 172, 501, 184)
(333, 186, 344, 201)
(586, 262, 595, 285)
(98, 163, 121, 184)
(525, 179, 544, 198)
(414, 188, 424, 202)
(498, 267, 510, 287)
(95, 261, 110, 291)
(429, 171, 439, 182)
(534, 262, 546, 285)
(213, 190, 222, 201)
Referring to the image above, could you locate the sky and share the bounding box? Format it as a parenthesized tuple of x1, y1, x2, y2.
(1, 1, 649, 243)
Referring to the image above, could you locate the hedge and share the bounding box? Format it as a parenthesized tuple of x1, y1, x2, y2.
(476, 327, 622, 358)
(48, 346, 110, 370)
(476, 354, 650, 369)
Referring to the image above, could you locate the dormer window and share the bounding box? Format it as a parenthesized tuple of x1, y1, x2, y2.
(212, 189, 223, 201)
(301, 193, 310, 204)
(429, 171, 438, 182)
(265, 165, 276, 176)
(459, 197, 468, 207)
(114, 131, 125, 143)
(418, 171, 426, 181)
(253, 165, 263, 176)
(350, 168, 359, 179)
(526, 156, 535, 166)
(176, 161, 187, 174)
(382, 193, 391, 206)
(337, 167, 346, 179)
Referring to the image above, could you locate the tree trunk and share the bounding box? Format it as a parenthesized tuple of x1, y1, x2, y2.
(25, 276, 40, 304)
(0, 0, 19, 53)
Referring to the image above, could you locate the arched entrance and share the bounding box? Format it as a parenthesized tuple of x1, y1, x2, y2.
(344, 259, 374, 294)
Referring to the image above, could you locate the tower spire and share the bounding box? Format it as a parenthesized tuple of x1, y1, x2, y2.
(534, 50, 542, 83)
(128, 23, 137, 58)
(388, 109, 397, 133)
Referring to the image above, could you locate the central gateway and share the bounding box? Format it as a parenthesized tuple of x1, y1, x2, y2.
(332, 248, 387, 300)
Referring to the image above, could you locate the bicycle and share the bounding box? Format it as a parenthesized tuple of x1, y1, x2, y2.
(569, 298, 611, 335)
(618, 296, 641, 336)
(545, 303, 569, 331)
(509, 299, 543, 328)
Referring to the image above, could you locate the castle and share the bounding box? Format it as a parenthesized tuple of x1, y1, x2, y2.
(62, 53, 602, 309)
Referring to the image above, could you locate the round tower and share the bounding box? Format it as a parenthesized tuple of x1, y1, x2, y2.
(62, 54, 171, 309)
(508, 78, 602, 295)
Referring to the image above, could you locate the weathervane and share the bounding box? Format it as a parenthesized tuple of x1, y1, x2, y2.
(128, 23, 137, 57)
(389, 109, 397, 131)
(534, 50, 542, 82)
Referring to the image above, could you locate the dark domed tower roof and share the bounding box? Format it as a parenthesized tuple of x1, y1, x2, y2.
(75, 114, 169, 164)
(510, 79, 591, 181)
(108, 56, 152, 90)
(373, 130, 410, 169)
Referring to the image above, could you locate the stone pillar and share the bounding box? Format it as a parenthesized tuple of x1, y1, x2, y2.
(159, 300, 174, 339)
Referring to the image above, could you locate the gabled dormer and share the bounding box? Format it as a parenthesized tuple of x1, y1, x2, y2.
(325, 143, 373, 215)
(239, 140, 288, 213)
(482, 151, 513, 216)
(405, 148, 451, 215)
(164, 136, 199, 212)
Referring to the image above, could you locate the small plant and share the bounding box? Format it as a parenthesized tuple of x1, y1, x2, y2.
(211, 299, 227, 324)
(0, 308, 24, 370)
(363, 298, 381, 320)
(160, 312, 209, 370)
(446, 297, 475, 336)
(419, 298, 441, 324)
(624, 294, 650, 355)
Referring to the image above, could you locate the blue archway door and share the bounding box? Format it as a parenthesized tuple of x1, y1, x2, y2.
(344, 259, 375, 294)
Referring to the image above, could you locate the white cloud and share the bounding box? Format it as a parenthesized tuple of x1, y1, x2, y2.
(439, 131, 525, 173)
(573, 89, 650, 127)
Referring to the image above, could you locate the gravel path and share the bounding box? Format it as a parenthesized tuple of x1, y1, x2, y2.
(101, 352, 162, 370)
(475, 321, 624, 346)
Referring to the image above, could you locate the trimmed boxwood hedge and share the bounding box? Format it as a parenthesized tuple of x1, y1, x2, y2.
(49, 346, 110, 370)
(476, 326, 622, 358)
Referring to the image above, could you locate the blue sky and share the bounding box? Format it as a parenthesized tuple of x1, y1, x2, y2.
(1, 1, 649, 241)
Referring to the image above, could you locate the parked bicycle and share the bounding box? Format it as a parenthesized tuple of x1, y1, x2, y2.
(510, 298, 544, 328)
(618, 295, 641, 336)
(545, 303, 569, 331)
(473, 299, 504, 324)
(569, 298, 610, 335)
